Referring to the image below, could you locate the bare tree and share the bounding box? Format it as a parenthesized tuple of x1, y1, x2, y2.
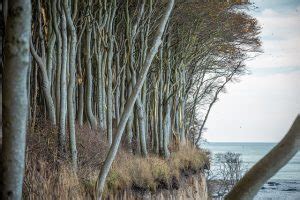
(208, 152, 244, 198)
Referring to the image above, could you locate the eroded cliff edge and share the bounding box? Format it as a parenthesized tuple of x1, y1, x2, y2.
(108, 173, 208, 200)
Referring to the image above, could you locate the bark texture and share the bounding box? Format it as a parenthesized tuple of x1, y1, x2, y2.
(1, 0, 31, 198)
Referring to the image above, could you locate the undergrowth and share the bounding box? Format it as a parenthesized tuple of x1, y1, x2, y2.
(23, 120, 209, 199)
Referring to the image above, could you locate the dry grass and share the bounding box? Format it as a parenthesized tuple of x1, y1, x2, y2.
(171, 144, 208, 172)
(23, 120, 209, 199)
(98, 143, 208, 196)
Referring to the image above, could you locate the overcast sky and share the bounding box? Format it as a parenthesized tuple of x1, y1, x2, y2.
(203, 0, 300, 142)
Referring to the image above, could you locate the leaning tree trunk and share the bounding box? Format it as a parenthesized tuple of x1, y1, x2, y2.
(225, 115, 300, 200)
(125, 66, 134, 152)
(131, 67, 148, 156)
(1, 0, 31, 199)
(30, 41, 56, 125)
(95, 1, 174, 198)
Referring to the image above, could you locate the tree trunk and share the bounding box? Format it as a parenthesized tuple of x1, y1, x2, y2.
(84, 24, 97, 129)
(58, 7, 68, 154)
(106, 40, 113, 145)
(64, 0, 78, 170)
(97, 42, 105, 131)
(30, 41, 56, 125)
(1, 0, 31, 198)
(106, 1, 117, 145)
(76, 43, 84, 126)
(52, 0, 62, 121)
(95, 1, 174, 198)
(225, 115, 300, 200)
(136, 97, 148, 157)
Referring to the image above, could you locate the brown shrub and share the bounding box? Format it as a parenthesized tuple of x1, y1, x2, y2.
(150, 157, 171, 185)
(23, 159, 85, 200)
(170, 143, 208, 173)
(23, 120, 208, 199)
(130, 157, 155, 191)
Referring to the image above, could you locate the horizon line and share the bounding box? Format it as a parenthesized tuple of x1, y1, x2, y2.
(202, 141, 278, 143)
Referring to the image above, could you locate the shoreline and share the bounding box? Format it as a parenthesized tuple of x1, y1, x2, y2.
(255, 179, 300, 200)
(209, 179, 300, 199)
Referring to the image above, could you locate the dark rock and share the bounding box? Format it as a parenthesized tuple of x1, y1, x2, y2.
(171, 176, 180, 190)
(267, 181, 280, 186)
(282, 188, 297, 191)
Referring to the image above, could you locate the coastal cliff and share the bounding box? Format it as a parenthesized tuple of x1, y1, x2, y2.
(109, 174, 208, 200)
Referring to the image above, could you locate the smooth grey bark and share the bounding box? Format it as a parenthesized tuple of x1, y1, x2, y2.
(152, 82, 159, 154)
(106, 40, 113, 145)
(125, 66, 133, 152)
(120, 65, 126, 115)
(135, 109, 141, 154)
(58, 7, 68, 153)
(137, 17, 149, 157)
(171, 71, 180, 137)
(52, 0, 62, 121)
(30, 41, 56, 125)
(162, 39, 172, 158)
(115, 51, 121, 124)
(225, 115, 300, 200)
(179, 69, 186, 144)
(72, 0, 78, 21)
(163, 101, 171, 158)
(64, 0, 78, 170)
(84, 24, 97, 129)
(136, 97, 148, 156)
(95, 1, 174, 198)
(1, 0, 31, 198)
(143, 85, 149, 144)
(76, 43, 84, 126)
(131, 66, 147, 156)
(97, 41, 105, 130)
(44, 2, 55, 87)
(125, 111, 134, 152)
(46, 32, 56, 85)
(158, 48, 164, 154)
(106, 1, 117, 145)
(123, 0, 146, 152)
(101, 51, 107, 129)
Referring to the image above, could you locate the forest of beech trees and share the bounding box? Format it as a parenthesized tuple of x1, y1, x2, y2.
(0, 0, 261, 199)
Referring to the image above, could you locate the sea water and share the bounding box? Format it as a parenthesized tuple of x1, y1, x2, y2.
(202, 142, 300, 199)
(202, 142, 300, 180)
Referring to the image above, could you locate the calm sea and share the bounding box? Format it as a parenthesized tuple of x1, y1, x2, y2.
(202, 142, 300, 180)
